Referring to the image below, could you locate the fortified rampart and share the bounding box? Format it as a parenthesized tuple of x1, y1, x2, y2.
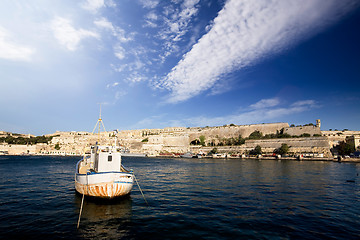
(1, 120, 359, 157)
(142, 134, 190, 155)
(322, 130, 360, 149)
(284, 125, 321, 136)
(187, 122, 289, 144)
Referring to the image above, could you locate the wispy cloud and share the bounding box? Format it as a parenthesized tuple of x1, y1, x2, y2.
(0, 26, 35, 61)
(143, 12, 159, 28)
(139, 0, 160, 9)
(94, 17, 134, 42)
(291, 100, 316, 108)
(113, 44, 125, 59)
(81, 0, 105, 13)
(51, 17, 99, 51)
(158, 0, 359, 103)
(133, 98, 318, 128)
(115, 90, 127, 99)
(106, 82, 119, 88)
(250, 98, 280, 109)
(185, 98, 318, 127)
(154, 0, 200, 61)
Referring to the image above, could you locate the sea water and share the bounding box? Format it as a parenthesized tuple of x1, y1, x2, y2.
(0, 155, 359, 239)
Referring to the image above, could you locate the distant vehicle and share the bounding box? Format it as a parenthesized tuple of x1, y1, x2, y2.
(180, 152, 195, 158)
(212, 153, 227, 158)
(180, 152, 202, 158)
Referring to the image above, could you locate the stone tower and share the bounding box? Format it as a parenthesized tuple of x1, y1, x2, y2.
(316, 119, 321, 128)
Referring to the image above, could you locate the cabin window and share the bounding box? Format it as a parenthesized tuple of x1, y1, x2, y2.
(108, 155, 112, 162)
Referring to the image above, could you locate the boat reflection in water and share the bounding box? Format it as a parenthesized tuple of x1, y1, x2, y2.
(74, 193, 133, 238)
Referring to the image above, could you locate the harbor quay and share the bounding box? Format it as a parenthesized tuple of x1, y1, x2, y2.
(0, 120, 359, 161)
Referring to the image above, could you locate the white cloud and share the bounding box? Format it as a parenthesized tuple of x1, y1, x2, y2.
(114, 44, 125, 59)
(51, 17, 99, 51)
(115, 90, 127, 100)
(94, 18, 114, 31)
(147, 12, 158, 21)
(157, 0, 200, 60)
(185, 98, 317, 127)
(106, 82, 119, 88)
(291, 100, 316, 107)
(144, 12, 159, 28)
(139, 0, 159, 9)
(0, 26, 35, 61)
(82, 0, 105, 13)
(250, 98, 280, 109)
(126, 72, 148, 83)
(94, 17, 134, 42)
(133, 98, 317, 129)
(158, 0, 359, 103)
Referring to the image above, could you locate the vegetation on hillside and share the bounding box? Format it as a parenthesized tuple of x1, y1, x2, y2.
(335, 141, 355, 156)
(0, 135, 57, 145)
(274, 144, 290, 155)
(249, 145, 262, 155)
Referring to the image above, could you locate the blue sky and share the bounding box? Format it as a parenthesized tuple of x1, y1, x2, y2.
(1, 0, 360, 135)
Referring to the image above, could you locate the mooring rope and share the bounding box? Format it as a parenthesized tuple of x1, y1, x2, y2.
(77, 172, 88, 229)
(133, 174, 148, 206)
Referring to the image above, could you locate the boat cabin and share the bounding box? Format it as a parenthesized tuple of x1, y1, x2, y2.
(78, 145, 122, 174)
(91, 145, 121, 172)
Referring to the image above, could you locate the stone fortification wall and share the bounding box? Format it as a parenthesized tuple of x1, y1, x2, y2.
(7, 120, 359, 157)
(322, 130, 360, 148)
(188, 122, 289, 144)
(245, 137, 331, 156)
(191, 137, 331, 157)
(0, 144, 40, 155)
(142, 134, 190, 156)
(284, 126, 321, 136)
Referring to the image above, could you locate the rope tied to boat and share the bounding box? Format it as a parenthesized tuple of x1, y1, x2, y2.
(133, 174, 148, 206)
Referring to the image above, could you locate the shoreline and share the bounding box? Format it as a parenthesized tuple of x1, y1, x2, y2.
(153, 155, 360, 163)
(1, 153, 359, 163)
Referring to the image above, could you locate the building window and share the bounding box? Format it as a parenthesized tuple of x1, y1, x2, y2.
(108, 155, 112, 162)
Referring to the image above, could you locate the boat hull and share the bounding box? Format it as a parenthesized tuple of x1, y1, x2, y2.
(75, 172, 134, 199)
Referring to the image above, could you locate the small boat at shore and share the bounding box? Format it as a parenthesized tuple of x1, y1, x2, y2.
(180, 152, 203, 158)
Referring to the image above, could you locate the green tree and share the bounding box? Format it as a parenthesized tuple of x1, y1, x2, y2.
(141, 137, 149, 142)
(199, 135, 206, 146)
(337, 141, 355, 156)
(54, 143, 60, 150)
(210, 148, 218, 154)
(237, 135, 245, 145)
(274, 143, 289, 155)
(250, 145, 262, 155)
(248, 131, 263, 140)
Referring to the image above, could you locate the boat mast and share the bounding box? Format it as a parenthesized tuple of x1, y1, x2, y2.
(92, 103, 107, 143)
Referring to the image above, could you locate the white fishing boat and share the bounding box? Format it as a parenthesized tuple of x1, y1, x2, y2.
(74, 108, 134, 199)
(75, 144, 134, 199)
